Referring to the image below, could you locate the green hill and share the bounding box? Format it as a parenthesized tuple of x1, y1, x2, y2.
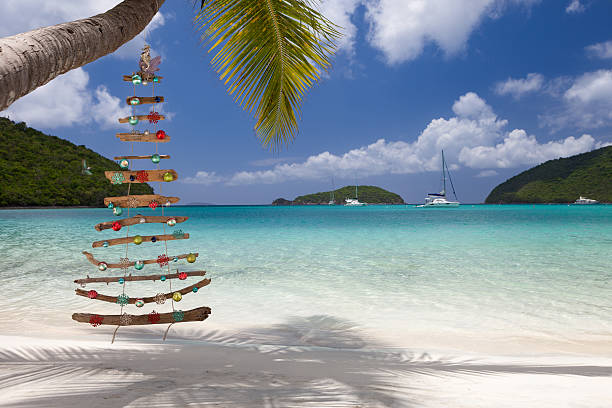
(485, 146, 612, 204)
(292, 185, 404, 205)
(0, 118, 154, 207)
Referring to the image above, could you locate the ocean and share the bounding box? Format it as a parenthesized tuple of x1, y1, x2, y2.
(1, 204, 610, 354)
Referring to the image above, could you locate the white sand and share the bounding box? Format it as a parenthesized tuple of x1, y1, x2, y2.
(1, 320, 611, 408)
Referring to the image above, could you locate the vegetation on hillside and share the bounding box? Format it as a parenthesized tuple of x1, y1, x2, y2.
(292, 185, 405, 204)
(485, 146, 612, 203)
(0, 118, 154, 207)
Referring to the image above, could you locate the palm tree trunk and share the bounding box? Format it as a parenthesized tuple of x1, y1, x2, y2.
(0, 0, 165, 112)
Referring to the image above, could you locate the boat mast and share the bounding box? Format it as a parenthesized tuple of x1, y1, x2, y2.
(330, 177, 335, 202)
(441, 150, 447, 196)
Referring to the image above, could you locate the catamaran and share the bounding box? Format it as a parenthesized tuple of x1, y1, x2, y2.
(417, 150, 460, 207)
(345, 184, 367, 206)
(574, 196, 599, 204)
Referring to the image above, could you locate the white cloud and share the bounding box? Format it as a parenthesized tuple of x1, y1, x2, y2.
(185, 92, 597, 186)
(0, 0, 165, 60)
(494, 73, 545, 99)
(476, 170, 499, 177)
(1, 68, 130, 129)
(319, 0, 361, 55)
(182, 171, 224, 185)
(586, 40, 612, 59)
(541, 70, 612, 131)
(565, 0, 585, 14)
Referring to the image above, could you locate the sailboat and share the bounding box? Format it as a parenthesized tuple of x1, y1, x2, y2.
(329, 177, 336, 205)
(417, 150, 460, 207)
(345, 184, 367, 206)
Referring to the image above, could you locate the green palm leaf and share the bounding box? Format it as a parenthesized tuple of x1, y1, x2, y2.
(195, 0, 340, 149)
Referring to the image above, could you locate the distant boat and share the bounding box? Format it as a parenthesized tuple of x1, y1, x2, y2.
(574, 196, 599, 205)
(329, 177, 336, 205)
(345, 184, 367, 206)
(417, 150, 460, 208)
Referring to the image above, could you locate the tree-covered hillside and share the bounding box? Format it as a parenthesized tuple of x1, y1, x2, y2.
(485, 146, 612, 203)
(0, 118, 154, 207)
(292, 185, 404, 204)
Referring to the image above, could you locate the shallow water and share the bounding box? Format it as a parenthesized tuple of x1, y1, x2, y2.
(0, 205, 610, 353)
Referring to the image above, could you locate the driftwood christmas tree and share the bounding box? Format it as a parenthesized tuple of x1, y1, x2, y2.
(72, 45, 211, 342)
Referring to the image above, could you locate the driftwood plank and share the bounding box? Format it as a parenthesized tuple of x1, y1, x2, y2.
(92, 233, 189, 248)
(95, 215, 188, 231)
(104, 169, 178, 183)
(82, 251, 199, 268)
(104, 194, 179, 208)
(116, 132, 171, 143)
(75, 278, 211, 304)
(126, 96, 164, 105)
(74, 270, 207, 285)
(122, 74, 163, 83)
(118, 114, 165, 124)
(113, 155, 170, 160)
(72, 306, 211, 326)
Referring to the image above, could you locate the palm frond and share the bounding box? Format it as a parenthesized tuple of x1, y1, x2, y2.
(195, 0, 340, 150)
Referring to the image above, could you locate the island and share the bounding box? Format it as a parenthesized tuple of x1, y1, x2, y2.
(0, 118, 154, 207)
(485, 145, 612, 203)
(273, 185, 405, 205)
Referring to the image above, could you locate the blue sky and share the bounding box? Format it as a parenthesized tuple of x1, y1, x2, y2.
(2, 0, 611, 204)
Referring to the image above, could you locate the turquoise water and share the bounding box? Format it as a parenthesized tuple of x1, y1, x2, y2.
(0, 205, 610, 353)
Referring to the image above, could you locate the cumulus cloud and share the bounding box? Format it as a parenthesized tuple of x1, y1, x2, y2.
(585, 40, 612, 59)
(565, 0, 585, 14)
(182, 171, 224, 185)
(1, 68, 130, 129)
(541, 70, 612, 131)
(494, 73, 545, 99)
(0, 0, 165, 60)
(185, 92, 597, 186)
(319, 0, 361, 56)
(476, 170, 499, 177)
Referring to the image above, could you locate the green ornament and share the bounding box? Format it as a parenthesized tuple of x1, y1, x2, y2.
(134, 260, 144, 270)
(163, 172, 174, 182)
(119, 159, 129, 169)
(131, 74, 142, 85)
(151, 154, 161, 164)
(116, 293, 129, 306)
(130, 98, 140, 105)
(113, 206, 123, 216)
(107, 202, 114, 209)
(153, 77, 159, 83)
(133, 235, 143, 245)
(128, 116, 138, 125)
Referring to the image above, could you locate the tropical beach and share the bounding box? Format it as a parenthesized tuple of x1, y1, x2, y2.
(2, 0, 612, 407)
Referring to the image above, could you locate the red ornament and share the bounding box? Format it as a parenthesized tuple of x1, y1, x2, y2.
(157, 254, 169, 267)
(156, 130, 166, 140)
(88, 290, 98, 299)
(112, 221, 122, 231)
(148, 111, 161, 124)
(148, 311, 161, 324)
(89, 314, 104, 327)
(136, 170, 149, 183)
(149, 200, 159, 209)
(178, 272, 187, 280)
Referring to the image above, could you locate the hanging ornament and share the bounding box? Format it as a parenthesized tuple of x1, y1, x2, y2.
(163, 172, 174, 182)
(173, 310, 184, 322)
(139, 217, 146, 224)
(142, 81, 148, 86)
(88, 290, 98, 299)
(143, 130, 150, 136)
(129, 175, 136, 182)
(134, 260, 145, 270)
(153, 76, 159, 83)
(119, 159, 130, 169)
(165, 201, 172, 207)
(178, 272, 187, 280)
(98, 262, 108, 271)
(129, 97, 140, 105)
(151, 154, 161, 164)
(131, 74, 142, 85)
(154, 96, 162, 103)
(173, 256, 179, 263)
(148, 310, 161, 324)
(107, 202, 114, 209)
(118, 278, 125, 284)
(128, 116, 139, 125)
(154, 293, 166, 304)
(172, 292, 182, 302)
(148, 111, 161, 124)
(102, 241, 109, 248)
(112, 221, 122, 231)
(127, 197, 139, 208)
(116, 294, 129, 306)
(160, 275, 167, 282)
(151, 236, 157, 243)
(166, 217, 176, 227)
(157, 255, 169, 267)
(156, 130, 166, 140)
(134, 299, 145, 308)
(149, 200, 159, 210)
(119, 313, 132, 326)
(133, 235, 143, 245)
(89, 315, 104, 327)
(111, 172, 125, 185)
(136, 170, 149, 183)
(192, 287, 199, 293)
(113, 206, 123, 216)
(119, 257, 130, 271)
(186, 253, 196, 263)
